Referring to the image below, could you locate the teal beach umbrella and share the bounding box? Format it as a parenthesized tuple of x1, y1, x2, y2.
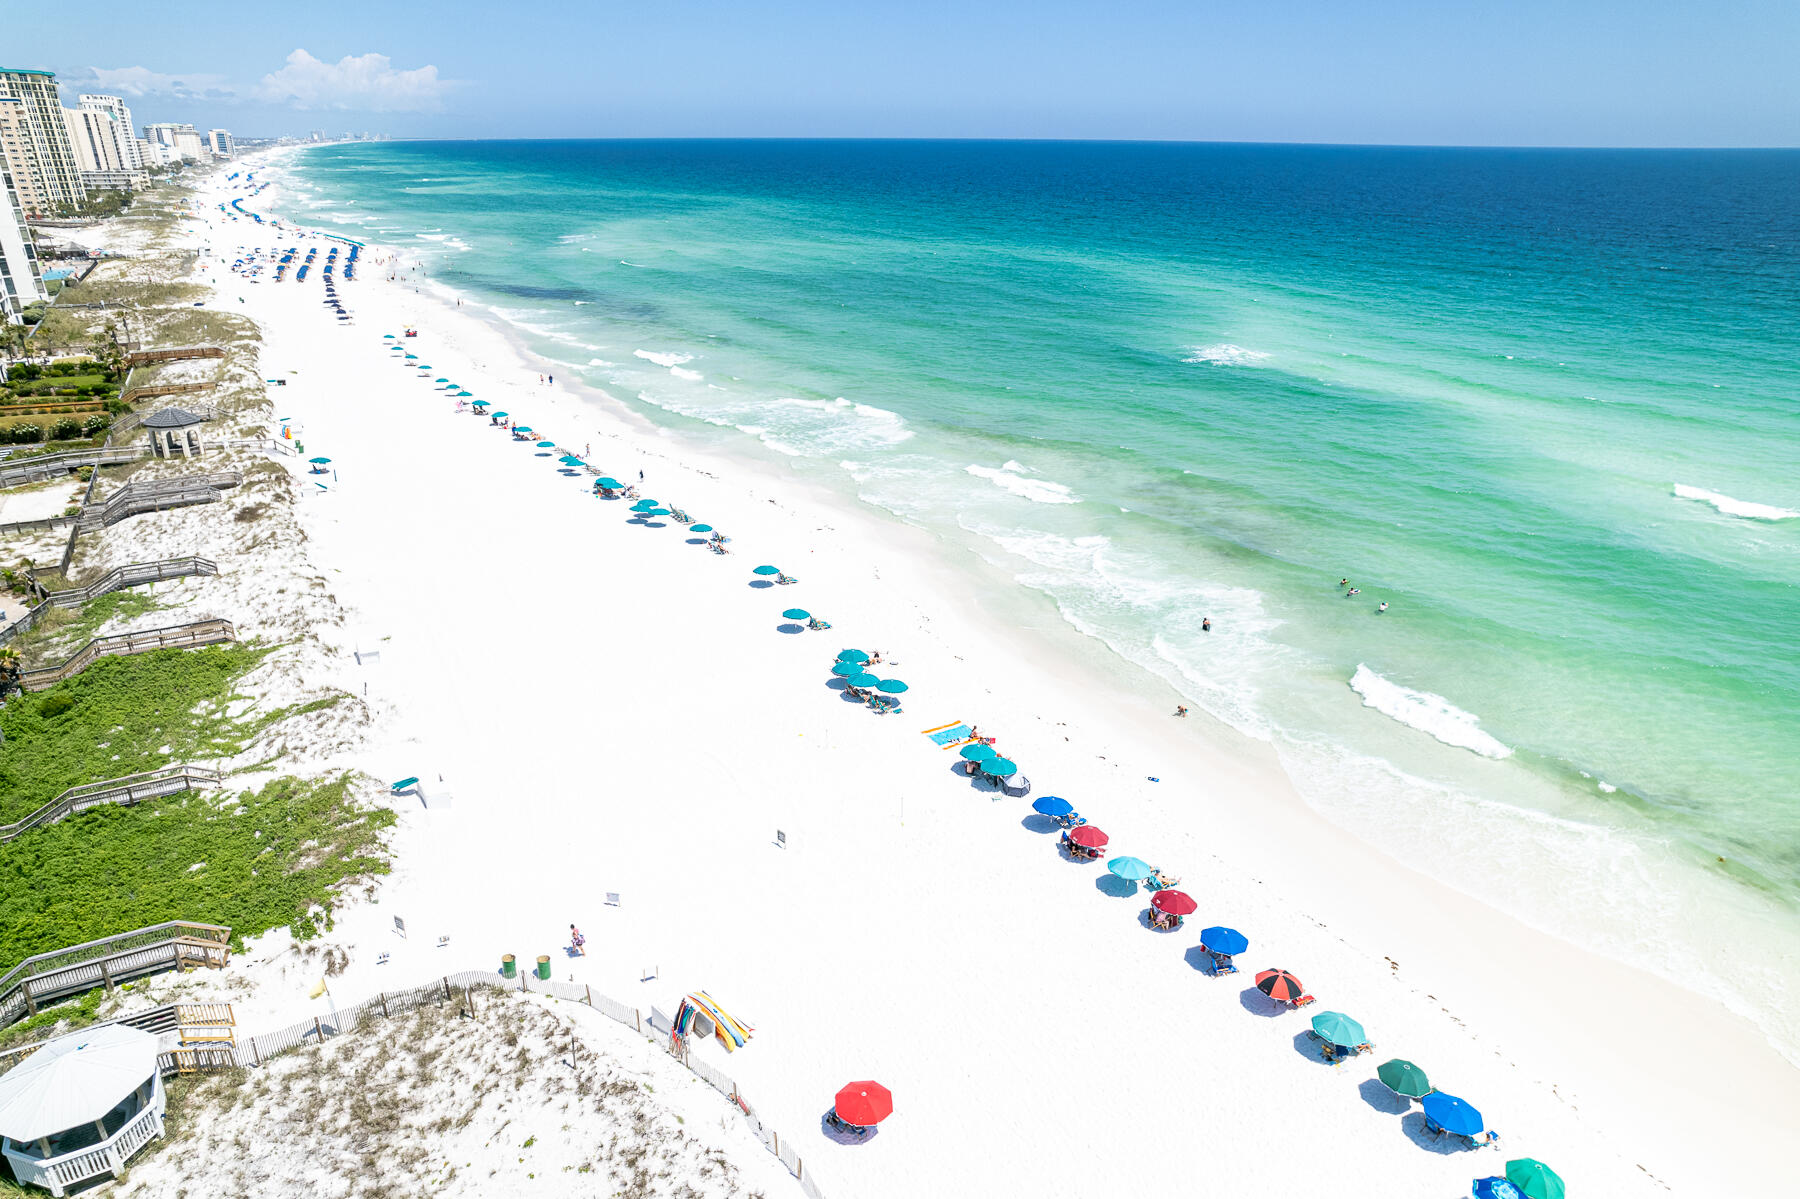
(596, 477, 622, 489)
(876, 679, 908, 694)
(1311, 1011, 1366, 1045)
(1107, 856, 1154, 881)
(836, 649, 868, 662)
(847, 672, 880, 688)
(537, 440, 557, 448)
(983, 758, 1018, 777)
(959, 743, 996, 761)
(753, 565, 780, 576)
(308, 456, 331, 464)
(782, 609, 810, 620)
(830, 662, 862, 677)
(689, 524, 713, 533)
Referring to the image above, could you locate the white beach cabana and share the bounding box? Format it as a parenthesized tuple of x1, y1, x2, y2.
(0, 1024, 166, 1196)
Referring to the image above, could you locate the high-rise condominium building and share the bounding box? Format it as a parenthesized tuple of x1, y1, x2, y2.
(206, 129, 233, 158)
(77, 94, 143, 168)
(0, 165, 46, 322)
(143, 122, 205, 162)
(0, 68, 86, 215)
(66, 106, 126, 171)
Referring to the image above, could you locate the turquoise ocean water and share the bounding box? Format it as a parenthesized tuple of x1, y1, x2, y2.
(271, 140, 1800, 1053)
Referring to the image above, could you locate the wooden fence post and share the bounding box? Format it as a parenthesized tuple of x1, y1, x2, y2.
(467, 986, 476, 1019)
(634, 1009, 641, 1033)
(584, 984, 592, 1007)
(442, 976, 451, 1001)
(313, 1016, 323, 1043)
(379, 992, 389, 1018)
(99, 960, 115, 995)
(773, 1130, 779, 1157)
(22, 980, 34, 1017)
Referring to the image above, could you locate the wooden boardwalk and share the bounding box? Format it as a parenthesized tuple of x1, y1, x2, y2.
(0, 922, 232, 1028)
(20, 618, 237, 691)
(0, 764, 223, 844)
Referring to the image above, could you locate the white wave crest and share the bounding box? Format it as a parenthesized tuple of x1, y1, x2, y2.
(1182, 343, 1271, 366)
(670, 367, 704, 382)
(634, 350, 694, 368)
(1349, 665, 1511, 759)
(1673, 484, 1798, 521)
(966, 462, 1079, 505)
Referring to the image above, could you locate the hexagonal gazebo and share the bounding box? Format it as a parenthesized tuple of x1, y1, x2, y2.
(0, 1024, 166, 1196)
(142, 406, 210, 458)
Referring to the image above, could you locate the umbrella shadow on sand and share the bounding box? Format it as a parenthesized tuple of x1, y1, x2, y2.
(686, 537, 710, 545)
(1019, 813, 1060, 835)
(1359, 1078, 1411, 1115)
(819, 1113, 879, 1145)
(1291, 1031, 1337, 1066)
(748, 579, 775, 589)
(1095, 874, 1138, 899)
(777, 622, 804, 635)
(1237, 988, 1287, 1019)
(1183, 945, 1219, 975)
(1399, 1111, 1468, 1154)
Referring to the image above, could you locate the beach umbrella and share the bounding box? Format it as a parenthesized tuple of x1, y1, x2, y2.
(308, 456, 332, 464)
(434, 377, 448, 382)
(1311, 1010, 1366, 1046)
(876, 679, 908, 694)
(1069, 825, 1109, 849)
(1031, 795, 1071, 816)
(631, 500, 658, 512)
(646, 508, 671, 517)
(831, 662, 862, 677)
(514, 426, 533, 433)
(960, 743, 997, 762)
(782, 609, 810, 620)
(1151, 889, 1198, 916)
(492, 412, 508, 418)
(457, 390, 473, 397)
(1107, 856, 1155, 881)
(537, 440, 557, 448)
(837, 649, 869, 663)
(1422, 1092, 1484, 1138)
(984, 757, 1018, 777)
(383, 333, 395, 338)
(471, 400, 490, 408)
(1472, 1180, 1525, 1199)
(847, 672, 881, 688)
(1504, 1160, 1565, 1199)
(1199, 926, 1249, 957)
(559, 456, 583, 465)
(404, 353, 417, 359)
(753, 565, 781, 576)
(1377, 1059, 1433, 1099)
(834, 1081, 893, 1127)
(1254, 969, 1306, 1003)
(689, 523, 713, 533)
(596, 477, 623, 489)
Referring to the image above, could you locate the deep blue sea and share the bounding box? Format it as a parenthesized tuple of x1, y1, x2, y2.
(273, 140, 1800, 1053)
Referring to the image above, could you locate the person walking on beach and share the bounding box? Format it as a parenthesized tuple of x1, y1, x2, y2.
(570, 924, 586, 956)
(548, 374, 554, 386)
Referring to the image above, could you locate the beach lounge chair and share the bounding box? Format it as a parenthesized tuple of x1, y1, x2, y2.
(776, 573, 798, 585)
(807, 618, 832, 630)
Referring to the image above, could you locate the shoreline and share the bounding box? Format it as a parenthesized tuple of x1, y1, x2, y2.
(204, 153, 1794, 1195)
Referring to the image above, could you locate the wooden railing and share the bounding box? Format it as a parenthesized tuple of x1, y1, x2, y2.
(20, 618, 237, 691)
(108, 398, 222, 442)
(0, 764, 222, 844)
(122, 346, 223, 368)
(0, 921, 232, 1029)
(0, 511, 79, 535)
(119, 380, 218, 407)
(37, 555, 218, 607)
(76, 471, 240, 532)
(0, 446, 147, 489)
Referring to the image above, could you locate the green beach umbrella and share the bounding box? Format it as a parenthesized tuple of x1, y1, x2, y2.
(689, 523, 713, 533)
(753, 565, 780, 576)
(836, 649, 869, 663)
(1376, 1059, 1433, 1099)
(1311, 1011, 1366, 1046)
(984, 757, 1018, 777)
(876, 679, 908, 694)
(782, 608, 810, 620)
(830, 662, 862, 677)
(1505, 1160, 1565, 1199)
(959, 743, 996, 762)
(596, 477, 623, 489)
(846, 672, 880, 688)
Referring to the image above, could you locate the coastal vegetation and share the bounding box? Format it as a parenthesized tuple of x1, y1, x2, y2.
(0, 772, 393, 966)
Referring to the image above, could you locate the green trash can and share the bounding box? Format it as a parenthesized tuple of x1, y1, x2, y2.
(535, 955, 551, 981)
(501, 953, 516, 978)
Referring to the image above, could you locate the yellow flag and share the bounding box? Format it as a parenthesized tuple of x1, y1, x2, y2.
(307, 978, 327, 1000)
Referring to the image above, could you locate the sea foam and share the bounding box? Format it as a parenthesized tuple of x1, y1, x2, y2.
(1349, 665, 1511, 759)
(634, 350, 695, 368)
(1673, 484, 1799, 521)
(1182, 343, 1271, 366)
(966, 463, 1080, 504)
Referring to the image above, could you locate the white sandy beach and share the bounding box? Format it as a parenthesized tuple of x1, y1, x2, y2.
(140, 156, 1798, 1198)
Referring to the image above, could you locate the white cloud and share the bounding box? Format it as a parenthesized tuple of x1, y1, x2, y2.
(63, 66, 236, 100)
(255, 50, 450, 112)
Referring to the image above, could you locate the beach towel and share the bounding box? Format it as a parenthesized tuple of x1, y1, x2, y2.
(922, 721, 974, 748)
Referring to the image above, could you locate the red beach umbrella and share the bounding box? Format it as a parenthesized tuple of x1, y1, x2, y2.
(1151, 889, 1198, 916)
(1255, 969, 1307, 1003)
(834, 1080, 893, 1126)
(1068, 825, 1109, 849)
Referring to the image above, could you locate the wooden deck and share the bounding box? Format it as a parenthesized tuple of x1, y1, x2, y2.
(0, 922, 231, 1029)
(0, 764, 223, 844)
(20, 619, 237, 691)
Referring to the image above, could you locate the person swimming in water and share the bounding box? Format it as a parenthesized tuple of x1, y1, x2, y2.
(1346, 588, 1360, 598)
(1201, 617, 1211, 632)
(1339, 578, 1350, 588)
(1378, 602, 1389, 613)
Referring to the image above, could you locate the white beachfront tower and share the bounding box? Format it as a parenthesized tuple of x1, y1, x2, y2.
(0, 1024, 165, 1196)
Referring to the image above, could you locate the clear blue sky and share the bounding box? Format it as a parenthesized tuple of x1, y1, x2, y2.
(14, 0, 1799, 146)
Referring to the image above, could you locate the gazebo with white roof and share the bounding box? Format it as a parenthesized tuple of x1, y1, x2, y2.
(0, 1024, 166, 1196)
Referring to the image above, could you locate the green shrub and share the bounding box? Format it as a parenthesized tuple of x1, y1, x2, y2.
(50, 418, 82, 440)
(37, 693, 75, 718)
(1, 423, 43, 445)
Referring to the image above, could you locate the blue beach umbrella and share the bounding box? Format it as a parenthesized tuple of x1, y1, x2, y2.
(876, 679, 908, 694)
(753, 565, 781, 576)
(1309, 1011, 1366, 1046)
(1421, 1093, 1484, 1138)
(1200, 926, 1249, 957)
(837, 649, 869, 663)
(688, 524, 713, 533)
(1032, 796, 1072, 816)
(984, 758, 1018, 777)
(1107, 856, 1155, 881)
(831, 662, 862, 677)
(959, 742, 996, 761)
(782, 609, 810, 620)
(847, 672, 881, 688)
(596, 477, 623, 489)
(1473, 1180, 1525, 1199)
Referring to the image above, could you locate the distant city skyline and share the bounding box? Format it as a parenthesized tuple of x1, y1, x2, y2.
(10, 0, 1800, 147)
